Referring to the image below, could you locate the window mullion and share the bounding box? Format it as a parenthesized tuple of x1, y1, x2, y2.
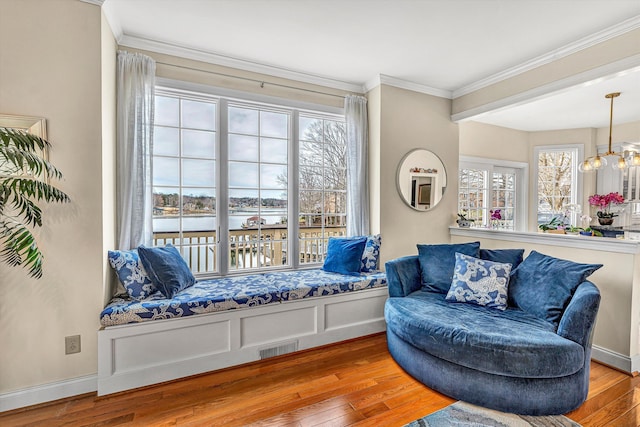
(218, 99, 230, 275)
(291, 110, 300, 269)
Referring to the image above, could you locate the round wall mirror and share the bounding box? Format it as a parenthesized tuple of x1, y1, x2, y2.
(397, 149, 447, 211)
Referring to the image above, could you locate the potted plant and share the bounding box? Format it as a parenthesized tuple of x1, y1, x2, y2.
(456, 212, 474, 228)
(565, 226, 582, 235)
(578, 227, 594, 236)
(0, 127, 70, 278)
(538, 216, 564, 233)
(489, 209, 503, 229)
(588, 192, 625, 226)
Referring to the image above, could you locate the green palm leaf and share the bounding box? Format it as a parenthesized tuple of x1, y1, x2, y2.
(0, 127, 69, 278)
(0, 219, 43, 279)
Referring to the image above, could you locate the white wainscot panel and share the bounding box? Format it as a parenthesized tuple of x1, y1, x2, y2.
(240, 306, 317, 347)
(325, 295, 387, 331)
(114, 320, 231, 374)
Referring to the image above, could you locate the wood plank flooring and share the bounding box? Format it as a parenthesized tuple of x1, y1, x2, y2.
(2, 333, 639, 426)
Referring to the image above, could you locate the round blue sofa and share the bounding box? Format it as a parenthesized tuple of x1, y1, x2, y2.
(384, 251, 601, 416)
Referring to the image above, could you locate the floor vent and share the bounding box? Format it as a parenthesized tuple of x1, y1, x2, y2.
(259, 341, 298, 360)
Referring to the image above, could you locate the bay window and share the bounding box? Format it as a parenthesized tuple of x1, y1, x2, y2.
(152, 87, 347, 276)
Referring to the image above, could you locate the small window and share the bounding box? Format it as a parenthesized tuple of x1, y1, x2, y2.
(535, 145, 582, 227)
(458, 157, 527, 231)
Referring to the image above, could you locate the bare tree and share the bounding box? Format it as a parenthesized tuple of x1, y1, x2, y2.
(538, 151, 572, 212)
(278, 119, 347, 218)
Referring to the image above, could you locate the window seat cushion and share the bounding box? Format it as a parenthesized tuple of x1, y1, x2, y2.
(100, 269, 387, 327)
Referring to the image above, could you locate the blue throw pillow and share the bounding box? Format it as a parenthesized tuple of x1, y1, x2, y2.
(479, 248, 524, 270)
(446, 252, 512, 310)
(361, 234, 382, 273)
(107, 249, 156, 300)
(137, 244, 196, 298)
(323, 237, 368, 275)
(417, 242, 480, 293)
(509, 250, 602, 326)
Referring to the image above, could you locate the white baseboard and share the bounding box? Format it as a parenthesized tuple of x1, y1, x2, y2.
(591, 345, 639, 374)
(0, 375, 97, 413)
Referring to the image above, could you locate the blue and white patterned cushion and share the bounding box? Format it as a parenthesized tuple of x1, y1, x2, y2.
(361, 234, 382, 273)
(100, 269, 387, 326)
(108, 249, 156, 300)
(271, 269, 387, 301)
(445, 252, 512, 311)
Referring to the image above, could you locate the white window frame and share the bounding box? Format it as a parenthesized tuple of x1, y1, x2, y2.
(459, 156, 528, 231)
(154, 82, 346, 277)
(533, 144, 583, 227)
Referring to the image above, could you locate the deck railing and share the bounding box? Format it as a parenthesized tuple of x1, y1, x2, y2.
(153, 226, 346, 274)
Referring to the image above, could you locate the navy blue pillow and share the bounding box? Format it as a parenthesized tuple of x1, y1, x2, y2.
(137, 244, 196, 298)
(322, 237, 368, 275)
(509, 250, 602, 326)
(416, 242, 480, 293)
(479, 248, 525, 270)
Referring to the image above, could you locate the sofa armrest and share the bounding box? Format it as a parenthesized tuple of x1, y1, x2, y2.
(385, 255, 422, 297)
(557, 281, 601, 348)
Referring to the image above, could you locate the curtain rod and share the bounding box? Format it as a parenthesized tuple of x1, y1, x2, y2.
(155, 61, 351, 100)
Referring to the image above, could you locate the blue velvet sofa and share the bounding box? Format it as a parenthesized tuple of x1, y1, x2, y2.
(384, 246, 601, 416)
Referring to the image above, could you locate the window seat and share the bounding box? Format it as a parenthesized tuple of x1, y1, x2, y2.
(98, 268, 388, 396)
(100, 269, 386, 326)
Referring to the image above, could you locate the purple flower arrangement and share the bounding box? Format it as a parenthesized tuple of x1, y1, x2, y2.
(588, 192, 624, 218)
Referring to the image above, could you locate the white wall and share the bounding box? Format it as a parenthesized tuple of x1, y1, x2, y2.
(0, 0, 114, 396)
(368, 86, 382, 234)
(376, 85, 459, 264)
(595, 120, 640, 146)
(459, 121, 528, 163)
(102, 11, 118, 303)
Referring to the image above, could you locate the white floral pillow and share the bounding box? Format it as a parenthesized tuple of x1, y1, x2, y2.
(361, 234, 382, 273)
(108, 249, 156, 300)
(445, 252, 512, 310)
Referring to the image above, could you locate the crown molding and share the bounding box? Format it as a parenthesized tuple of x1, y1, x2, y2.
(101, 0, 123, 40)
(451, 53, 640, 123)
(364, 74, 452, 99)
(118, 34, 364, 94)
(79, 0, 106, 6)
(453, 14, 640, 98)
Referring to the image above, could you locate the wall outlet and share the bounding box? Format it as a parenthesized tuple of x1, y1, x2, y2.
(65, 335, 81, 355)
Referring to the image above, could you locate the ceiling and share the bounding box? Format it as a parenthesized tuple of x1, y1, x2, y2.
(102, 0, 640, 132)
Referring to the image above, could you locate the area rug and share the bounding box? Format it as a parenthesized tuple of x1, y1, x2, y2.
(404, 401, 581, 426)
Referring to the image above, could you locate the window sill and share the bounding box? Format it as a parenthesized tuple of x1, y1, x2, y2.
(449, 226, 640, 254)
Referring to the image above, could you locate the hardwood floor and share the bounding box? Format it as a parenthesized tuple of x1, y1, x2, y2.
(2, 333, 639, 426)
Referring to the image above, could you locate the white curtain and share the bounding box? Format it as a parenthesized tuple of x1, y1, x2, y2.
(345, 95, 370, 236)
(116, 51, 155, 250)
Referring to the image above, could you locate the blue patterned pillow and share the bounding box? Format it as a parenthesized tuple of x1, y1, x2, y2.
(322, 236, 368, 275)
(446, 252, 512, 310)
(138, 244, 196, 298)
(107, 249, 156, 300)
(361, 234, 382, 273)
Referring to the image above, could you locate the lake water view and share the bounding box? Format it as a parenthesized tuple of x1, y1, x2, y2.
(153, 208, 288, 233)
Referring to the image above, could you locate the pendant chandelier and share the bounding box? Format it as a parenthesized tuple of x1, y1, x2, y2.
(578, 92, 638, 172)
